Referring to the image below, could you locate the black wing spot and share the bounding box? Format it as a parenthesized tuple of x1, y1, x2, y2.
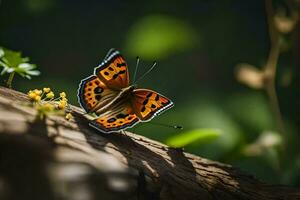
(108, 67, 114, 71)
(117, 63, 126, 68)
(95, 95, 101, 101)
(119, 70, 126, 74)
(111, 70, 126, 79)
(112, 74, 118, 79)
(143, 99, 149, 105)
(146, 92, 153, 98)
(94, 86, 103, 94)
(107, 118, 116, 123)
(151, 104, 156, 108)
(104, 72, 109, 76)
(155, 94, 159, 101)
(141, 107, 146, 112)
(116, 113, 129, 119)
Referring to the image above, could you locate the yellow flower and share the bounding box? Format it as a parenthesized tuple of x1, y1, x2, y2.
(33, 89, 42, 95)
(27, 90, 36, 99)
(58, 100, 67, 110)
(43, 87, 51, 93)
(61, 97, 68, 102)
(43, 103, 54, 111)
(60, 92, 66, 98)
(46, 91, 54, 99)
(34, 95, 41, 102)
(27, 90, 41, 101)
(65, 113, 73, 120)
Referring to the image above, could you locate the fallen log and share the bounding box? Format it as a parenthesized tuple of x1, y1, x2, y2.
(0, 86, 299, 200)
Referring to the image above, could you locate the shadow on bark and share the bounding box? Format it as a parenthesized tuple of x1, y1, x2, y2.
(0, 119, 54, 200)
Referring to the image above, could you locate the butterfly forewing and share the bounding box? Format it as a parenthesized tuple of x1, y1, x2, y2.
(77, 75, 118, 113)
(89, 101, 139, 133)
(104, 48, 117, 60)
(94, 50, 129, 90)
(131, 89, 174, 121)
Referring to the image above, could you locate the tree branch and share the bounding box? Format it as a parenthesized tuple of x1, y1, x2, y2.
(0, 87, 299, 200)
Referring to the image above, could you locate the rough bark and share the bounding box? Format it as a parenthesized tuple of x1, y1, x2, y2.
(0, 86, 299, 200)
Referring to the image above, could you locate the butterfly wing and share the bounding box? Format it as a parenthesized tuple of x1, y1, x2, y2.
(77, 75, 118, 113)
(89, 101, 140, 133)
(131, 89, 174, 121)
(94, 49, 129, 90)
(104, 48, 117, 60)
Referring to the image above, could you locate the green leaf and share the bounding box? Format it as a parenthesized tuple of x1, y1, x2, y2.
(0, 47, 27, 68)
(0, 48, 4, 58)
(16, 63, 40, 76)
(125, 15, 197, 60)
(26, 70, 40, 76)
(6, 68, 14, 73)
(25, 75, 32, 79)
(0, 47, 40, 80)
(0, 60, 9, 68)
(1, 67, 9, 75)
(166, 129, 222, 148)
(18, 63, 36, 70)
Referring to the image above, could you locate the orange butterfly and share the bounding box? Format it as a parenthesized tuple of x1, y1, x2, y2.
(77, 49, 174, 133)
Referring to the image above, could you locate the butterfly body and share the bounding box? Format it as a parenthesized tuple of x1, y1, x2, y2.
(78, 49, 173, 133)
(91, 85, 135, 115)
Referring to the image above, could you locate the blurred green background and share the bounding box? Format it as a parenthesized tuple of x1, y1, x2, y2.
(1, 0, 300, 186)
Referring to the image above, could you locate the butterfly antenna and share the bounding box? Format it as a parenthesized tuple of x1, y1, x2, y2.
(134, 61, 157, 84)
(133, 56, 140, 83)
(148, 122, 183, 130)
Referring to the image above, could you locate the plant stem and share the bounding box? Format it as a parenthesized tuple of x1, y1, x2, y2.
(264, 41, 286, 139)
(264, 0, 287, 173)
(7, 72, 15, 88)
(264, 0, 286, 138)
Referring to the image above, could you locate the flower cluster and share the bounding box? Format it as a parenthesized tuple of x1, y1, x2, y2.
(27, 87, 72, 120)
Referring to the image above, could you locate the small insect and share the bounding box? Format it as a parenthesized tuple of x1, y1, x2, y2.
(77, 49, 174, 133)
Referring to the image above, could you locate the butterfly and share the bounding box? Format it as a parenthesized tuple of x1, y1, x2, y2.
(77, 49, 174, 133)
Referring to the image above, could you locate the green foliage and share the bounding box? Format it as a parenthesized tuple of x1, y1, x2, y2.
(166, 128, 221, 148)
(227, 92, 274, 132)
(125, 15, 197, 60)
(0, 47, 40, 86)
(189, 100, 243, 159)
(24, 0, 54, 13)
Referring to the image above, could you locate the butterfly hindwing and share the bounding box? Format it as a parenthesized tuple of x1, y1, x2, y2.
(77, 75, 118, 113)
(94, 49, 129, 90)
(131, 89, 174, 121)
(89, 102, 139, 133)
